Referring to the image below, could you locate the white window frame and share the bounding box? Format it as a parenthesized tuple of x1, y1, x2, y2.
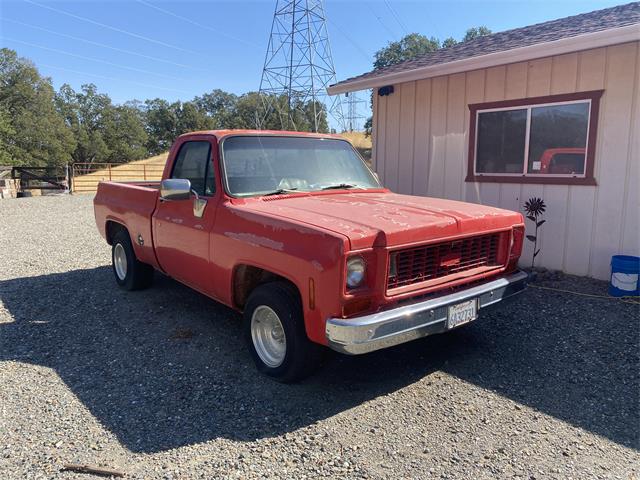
(473, 99, 593, 179)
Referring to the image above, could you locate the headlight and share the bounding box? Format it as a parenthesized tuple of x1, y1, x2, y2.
(346, 256, 366, 288)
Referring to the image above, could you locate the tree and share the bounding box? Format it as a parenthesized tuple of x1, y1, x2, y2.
(176, 100, 214, 133)
(0, 48, 74, 166)
(56, 83, 149, 165)
(143, 99, 179, 155)
(194, 89, 238, 128)
(0, 105, 15, 164)
(103, 104, 148, 163)
(463, 26, 492, 42)
(442, 37, 457, 49)
(235, 92, 276, 130)
(366, 27, 494, 130)
(56, 83, 111, 165)
(374, 33, 440, 70)
(143, 99, 214, 154)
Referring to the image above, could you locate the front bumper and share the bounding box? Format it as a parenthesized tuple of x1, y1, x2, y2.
(326, 270, 528, 354)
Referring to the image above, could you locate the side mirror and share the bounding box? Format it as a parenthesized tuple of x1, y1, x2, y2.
(160, 178, 191, 201)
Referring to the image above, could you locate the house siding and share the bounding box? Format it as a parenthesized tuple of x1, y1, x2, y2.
(372, 42, 639, 280)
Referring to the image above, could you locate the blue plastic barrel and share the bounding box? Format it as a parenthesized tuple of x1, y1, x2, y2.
(609, 255, 640, 297)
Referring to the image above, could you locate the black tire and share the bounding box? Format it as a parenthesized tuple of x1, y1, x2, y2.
(111, 229, 154, 291)
(243, 281, 323, 383)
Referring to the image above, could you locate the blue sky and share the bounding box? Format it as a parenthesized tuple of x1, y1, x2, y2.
(0, 0, 624, 124)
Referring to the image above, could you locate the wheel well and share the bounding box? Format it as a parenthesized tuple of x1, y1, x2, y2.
(105, 221, 128, 245)
(233, 265, 299, 310)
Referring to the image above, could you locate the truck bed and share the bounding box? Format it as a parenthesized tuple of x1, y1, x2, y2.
(94, 181, 161, 269)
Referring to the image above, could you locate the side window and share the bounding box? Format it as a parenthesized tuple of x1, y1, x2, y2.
(171, 141, 215, 196)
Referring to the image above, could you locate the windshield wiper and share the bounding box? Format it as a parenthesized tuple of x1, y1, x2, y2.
(321, 183, 363, 190)
(262, 188, 298, 196)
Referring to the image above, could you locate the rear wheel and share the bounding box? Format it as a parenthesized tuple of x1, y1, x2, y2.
(243, 281, 323, 382)
(111, 229, 154, 290)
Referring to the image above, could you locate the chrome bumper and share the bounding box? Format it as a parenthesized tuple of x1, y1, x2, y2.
(326, 270, 528, 355)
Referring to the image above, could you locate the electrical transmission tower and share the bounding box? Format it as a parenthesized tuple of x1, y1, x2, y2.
(258, 0, 345, 132)
(345, 91, 367, 132)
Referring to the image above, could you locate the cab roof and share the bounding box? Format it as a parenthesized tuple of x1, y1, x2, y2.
(178, 129, 345, 141)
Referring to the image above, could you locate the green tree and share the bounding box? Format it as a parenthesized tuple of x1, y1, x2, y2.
(366, 27, 493, 132)
(56, 83, 148, 164)
(0, 48, 74, 166)
(442, 37, 458, 48)
(177, 100, 214, 133)
(373, 33, 440, 70)
(194, 89, 238, 128)
(463, 26, 492, 42)
(143, 98, 179, 154)
(103, 103, 148, 163)
(56, 83, 111, 165)
(143, 99, 214, 154)
(302, 99, 329, 133)
(0, 105, 15, 164)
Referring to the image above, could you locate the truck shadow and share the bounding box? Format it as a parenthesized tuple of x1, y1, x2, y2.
(0, 267, 637, 453)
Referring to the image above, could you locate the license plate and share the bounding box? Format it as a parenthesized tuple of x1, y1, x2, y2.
(447, 299, 477, 329)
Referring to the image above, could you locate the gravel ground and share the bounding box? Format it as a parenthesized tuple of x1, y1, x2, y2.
(0, 194, 638, 480)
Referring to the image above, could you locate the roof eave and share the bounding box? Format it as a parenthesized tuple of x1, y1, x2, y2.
(327, 23, 640, 95)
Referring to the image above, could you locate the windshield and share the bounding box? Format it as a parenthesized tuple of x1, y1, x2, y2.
(221, 136, 380, 197)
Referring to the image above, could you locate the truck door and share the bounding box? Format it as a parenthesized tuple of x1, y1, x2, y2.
(152, 138, 219, 294)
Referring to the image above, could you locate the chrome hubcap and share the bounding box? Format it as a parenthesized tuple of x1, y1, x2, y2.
(251, 306, 286, 368)
(113, 243, 128, 280)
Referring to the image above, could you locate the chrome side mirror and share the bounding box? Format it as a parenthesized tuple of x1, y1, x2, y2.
(160, 178, 191, 201)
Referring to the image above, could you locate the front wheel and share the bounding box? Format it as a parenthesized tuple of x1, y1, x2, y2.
(111, 229, 154, 291)
(243, 282, 323, 383)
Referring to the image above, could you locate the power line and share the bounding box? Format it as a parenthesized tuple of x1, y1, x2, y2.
(134, 0, 261, 49)
(39, 63, 191, 94)
(23, 0, 200, 55)
(383, 0, 409, 35)
(366, 3, 399, 40)
(325, 17, 371, 62)
(5, 38, 188, 82)
(3, 18, 201, 71)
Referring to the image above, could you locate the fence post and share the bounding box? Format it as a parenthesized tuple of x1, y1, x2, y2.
(143, 164, 147, 181)
(108, 164, 112, 181)
(65, 164, 71, 194)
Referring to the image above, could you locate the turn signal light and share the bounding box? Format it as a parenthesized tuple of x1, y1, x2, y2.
(511, 226, 524, 258)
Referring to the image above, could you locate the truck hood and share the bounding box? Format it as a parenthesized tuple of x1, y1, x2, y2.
(242, 192, 523, 250)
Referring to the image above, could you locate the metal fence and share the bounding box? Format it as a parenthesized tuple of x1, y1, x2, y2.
(71, 163, 165, 194)
(11, 166, 69, 194)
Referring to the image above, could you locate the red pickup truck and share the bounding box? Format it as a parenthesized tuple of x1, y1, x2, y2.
(94, 130, 527, 382)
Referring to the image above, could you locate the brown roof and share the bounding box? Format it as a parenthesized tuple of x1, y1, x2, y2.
(330, 2, 640, 90)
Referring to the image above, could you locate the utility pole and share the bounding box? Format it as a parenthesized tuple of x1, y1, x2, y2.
(258, 0, 345, 132)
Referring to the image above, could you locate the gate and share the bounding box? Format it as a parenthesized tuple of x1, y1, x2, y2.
(71, 162, 165, 193)
(11, 166, 70, 195)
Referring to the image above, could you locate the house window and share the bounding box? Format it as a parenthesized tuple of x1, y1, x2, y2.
(466, 90, 603, 185)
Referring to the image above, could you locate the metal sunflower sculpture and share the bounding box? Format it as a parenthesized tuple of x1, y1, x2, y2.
(523, 197, 546, 268)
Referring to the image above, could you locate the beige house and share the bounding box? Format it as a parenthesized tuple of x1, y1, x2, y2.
(329, 3, 639, 280)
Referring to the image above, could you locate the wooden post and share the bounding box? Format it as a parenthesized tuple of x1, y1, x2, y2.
(65, 164, 71, 194)
(108, 164, 112, 181)
(143, 164, 147, 181)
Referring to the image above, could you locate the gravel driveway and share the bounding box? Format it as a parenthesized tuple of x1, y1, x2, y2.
(0, 195, 638, 480)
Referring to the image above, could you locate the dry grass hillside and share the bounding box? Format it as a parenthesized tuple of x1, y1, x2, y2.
(340, 131, 371, 149)
(340, 131, 372, 162)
